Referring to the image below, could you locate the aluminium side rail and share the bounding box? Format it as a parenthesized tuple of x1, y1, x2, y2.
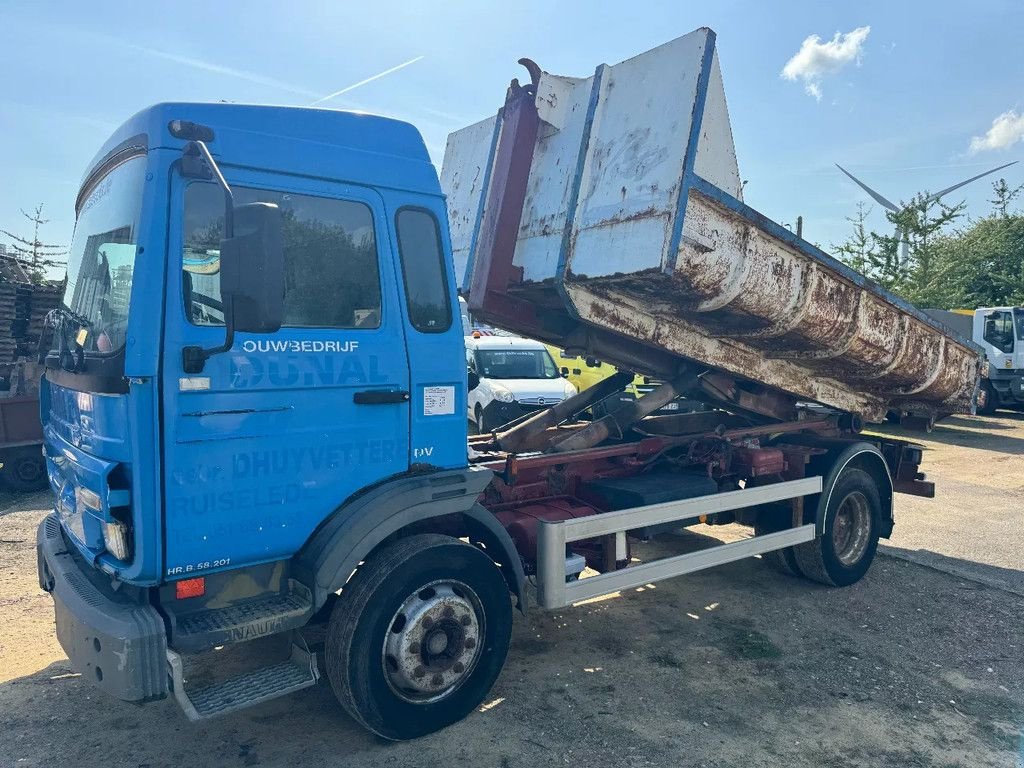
(535, 476, 821, 608)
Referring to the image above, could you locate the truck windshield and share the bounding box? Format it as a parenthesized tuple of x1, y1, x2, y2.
(474, 348, 559, 379)
(61, 154, 147, 354)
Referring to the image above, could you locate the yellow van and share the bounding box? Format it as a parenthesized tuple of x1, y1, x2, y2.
(544, 346, 692, 415)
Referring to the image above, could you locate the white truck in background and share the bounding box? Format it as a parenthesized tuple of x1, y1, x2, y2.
(925, 307, 1023, 414)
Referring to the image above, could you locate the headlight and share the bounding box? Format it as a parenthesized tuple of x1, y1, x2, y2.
(76, 486, 101, 512)
(493, 388, 515, 403)
(102, 520, 131, 561)
(981, 361, 990, 378)
(563, 381, 578, 398)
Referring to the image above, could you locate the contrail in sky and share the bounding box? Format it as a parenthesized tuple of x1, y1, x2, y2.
(122, 42, 319, 98)
(310, 56, 425, 106)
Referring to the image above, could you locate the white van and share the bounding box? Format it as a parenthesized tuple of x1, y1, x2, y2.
(466, 336, 577, 432)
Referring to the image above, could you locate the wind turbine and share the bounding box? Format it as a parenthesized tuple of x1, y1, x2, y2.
(835, 161, 1019, 260)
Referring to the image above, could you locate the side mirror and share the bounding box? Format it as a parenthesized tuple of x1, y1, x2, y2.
(221, 202, 284, 333)
(560, 366, 569, 376)
(468, 369, 480, 391)
(180, 138, 286, 374)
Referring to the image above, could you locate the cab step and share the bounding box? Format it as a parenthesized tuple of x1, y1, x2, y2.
(167, 642, 319, 720)
(168, 580, 314, 652)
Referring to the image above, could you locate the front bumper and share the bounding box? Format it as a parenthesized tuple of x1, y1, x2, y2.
(36, 513, 167, 702)
(481, 400, 549, 431)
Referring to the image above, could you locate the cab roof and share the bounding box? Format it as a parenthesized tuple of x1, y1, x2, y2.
(82, 102, 440, 198)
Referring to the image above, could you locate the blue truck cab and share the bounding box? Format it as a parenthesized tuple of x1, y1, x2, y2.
(36, 103, 518, 739)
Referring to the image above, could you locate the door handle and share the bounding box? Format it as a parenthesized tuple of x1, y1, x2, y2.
(353, 390, 410, 405)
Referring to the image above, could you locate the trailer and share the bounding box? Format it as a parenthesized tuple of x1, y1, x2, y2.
(35, 28, 978, 742)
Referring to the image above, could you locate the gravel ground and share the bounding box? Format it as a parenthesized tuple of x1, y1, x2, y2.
(1, 413, 1022, 767)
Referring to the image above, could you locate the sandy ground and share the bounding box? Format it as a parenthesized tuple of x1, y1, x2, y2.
(1, 413, 1022, 767)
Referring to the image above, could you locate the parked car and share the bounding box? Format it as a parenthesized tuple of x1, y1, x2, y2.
(467, 336, 577, 432)
(545, 345, 704, 417)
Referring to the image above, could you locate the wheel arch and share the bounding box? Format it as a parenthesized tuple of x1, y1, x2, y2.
(294, 467, 527, 614)
(815, 442, 894, 540)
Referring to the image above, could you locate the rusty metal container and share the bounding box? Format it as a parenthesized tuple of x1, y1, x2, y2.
(441, 28, 980, 422)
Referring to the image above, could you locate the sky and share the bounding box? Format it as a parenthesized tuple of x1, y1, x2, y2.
(1, 0, 1022, 265)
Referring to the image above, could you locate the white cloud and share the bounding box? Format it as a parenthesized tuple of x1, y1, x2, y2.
(969, 110, 1024, 154)
(781, 26, 871, 101)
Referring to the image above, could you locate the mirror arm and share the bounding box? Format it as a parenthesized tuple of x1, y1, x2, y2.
(181, 140, 238, 374)
(190, 140, 235, 236)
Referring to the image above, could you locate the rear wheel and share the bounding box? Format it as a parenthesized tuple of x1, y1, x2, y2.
(1, 449, 47, 492)
(754, 502, 803, 577)
(793, 468, 881, 587)
(325, 534, 512, 740)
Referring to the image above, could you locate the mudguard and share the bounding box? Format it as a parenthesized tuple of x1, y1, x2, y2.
(776, 436, 895, 538)
(296, 467, 524, 610)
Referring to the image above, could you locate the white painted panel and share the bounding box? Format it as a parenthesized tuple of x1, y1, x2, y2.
(568, 32, 707, 277)
(513, 73, 592, 283)
(694, 51, 742, 200)
(440, 115, 497, 288)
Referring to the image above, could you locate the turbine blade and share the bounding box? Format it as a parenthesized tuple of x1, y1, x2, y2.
(835, 164, 900, 211)
(925, 161, 1020, 203)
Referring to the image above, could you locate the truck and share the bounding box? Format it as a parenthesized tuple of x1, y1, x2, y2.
(0, 271, 62, 491)
(924, 307, 1023, 414)
(36, 28, 979, 741)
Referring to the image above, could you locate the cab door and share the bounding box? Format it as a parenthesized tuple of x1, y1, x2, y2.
(161, 169, 410, 578)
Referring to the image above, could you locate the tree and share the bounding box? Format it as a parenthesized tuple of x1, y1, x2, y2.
(832, 202, 878, 275)
(927, 215, 1024, 308)
(834, 178, 1024, 310)
(0, 204, 68, 283)
(989, 178, 1024, 218)
(831, 193, 964, 302)
(887, 193, 965, 305)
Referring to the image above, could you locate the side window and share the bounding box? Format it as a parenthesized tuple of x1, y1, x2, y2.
(395, 208, 451, 333)
(984, 311, 1014, 353)
(183, 183, 382, 328)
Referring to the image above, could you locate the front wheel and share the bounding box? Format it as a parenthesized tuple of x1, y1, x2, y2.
(977, 381, 998, 415)
(325, 534, 512, 740)
(1, 449, 48, 492)
(793, 467, 881, 587)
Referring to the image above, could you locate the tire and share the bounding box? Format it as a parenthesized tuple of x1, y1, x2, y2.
(475, 405, 488, 434)
(792, 468, 881, 587)
(325, 534, 512, 740)
(977, 381, 998, 416)
(1, 449, 48, 492)
(753, 502, 803, 578)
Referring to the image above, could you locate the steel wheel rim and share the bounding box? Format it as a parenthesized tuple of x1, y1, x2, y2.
(832, 491, 871, 566)
(382, 579, 485, 704)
